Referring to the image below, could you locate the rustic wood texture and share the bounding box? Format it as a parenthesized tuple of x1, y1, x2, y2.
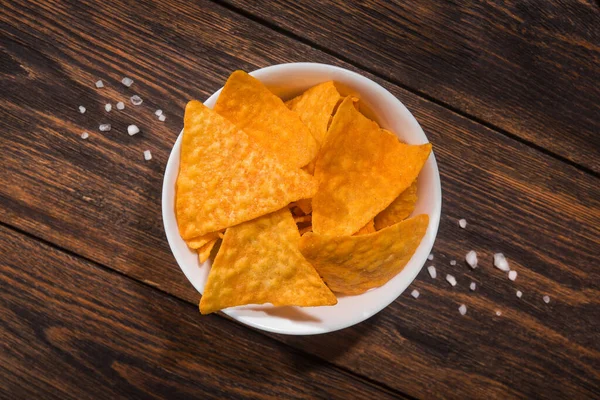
(223, 0, 600, 174)
(1, 0, 599, 399)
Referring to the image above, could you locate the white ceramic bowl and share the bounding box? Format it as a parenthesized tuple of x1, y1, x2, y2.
(162, 63, 441, 335)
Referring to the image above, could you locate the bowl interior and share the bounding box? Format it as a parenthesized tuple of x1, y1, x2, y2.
(162, 63, 441, 335)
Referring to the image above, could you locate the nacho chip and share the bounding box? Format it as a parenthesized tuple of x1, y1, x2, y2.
(198, 239, 218, 264)
(200, 209, 337, 314)
(214, 70, 318, 168)
(374, 181, 418, 230)
(300, 214, 429, 295)
(286, 81, 341, 147)
(176, 100, 317, 239)
(354, 219, 375, 235)
(186, 232, 220, 250)
(295, 198, 313, 215)
(312, 97, 432, 236)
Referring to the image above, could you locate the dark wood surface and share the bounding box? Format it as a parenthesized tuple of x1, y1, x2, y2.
(1, 0, 599, 399)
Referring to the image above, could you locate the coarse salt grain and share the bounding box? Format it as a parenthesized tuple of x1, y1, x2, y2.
(116, 101, 125, 110)
(78, 105, 86, 114)
(144, 150, 152, 161)
(105, 103, 112, 112)
(470, 282, 477, 291)
(127, 124, 140, 136)
(411, 289, 420, 299)
(450, 260, 457, 266)
(508, 270, 517, 281)
(95, 80, 104, 88)
(543, 295, 550, 304)
(427, 265, 437, 279)
(459, 304, 467, 315)
(446, 274, 457, 287)
(121, 77, 134, 87)
(81, 132, 89, 139)
(99, 124, 111, 132)
(516, 290, 522, 298)
(158, 114, 166, 121)
(496, 310, 502, 316)
(459, 218, 467, 228)
(466, 250, 478, 269)
(155, 109, 163, 116)
(130, 95, 143, 105)
(494, 253, 510, 271)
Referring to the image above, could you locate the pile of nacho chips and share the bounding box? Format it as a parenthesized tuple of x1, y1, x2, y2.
(175, 71, 432, 314)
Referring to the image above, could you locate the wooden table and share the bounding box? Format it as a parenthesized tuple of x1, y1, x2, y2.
(2, 1, 599, 398)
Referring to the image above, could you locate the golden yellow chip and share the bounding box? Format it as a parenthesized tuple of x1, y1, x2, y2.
(200, 209, 337, 314)
(186, 232, 220, 250)
(198, 239, 218, 264)
(312, 97, 432, 236)
(176, 100, 317, 239)
(354, 219, 375, 235)
(374, 181, 418, 230)
(214, 71, 318, 168)
(286, 81, 341, 147)
(295, 198, 313, 215)
(300, 214, 429, 295)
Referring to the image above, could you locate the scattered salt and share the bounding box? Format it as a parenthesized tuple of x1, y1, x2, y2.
(80, 132, 89, 139)
(459, 304, 467, 315)
(450, 260, 456, 266)
(130, 95, 143, 105)
(127, 124, 140, 136)
(121, 77, 134, 87)
(155, 109, 163, 116)
(427, 265, 437, 279)
(99, 124, 111, 132)
(446, 274, 457, 287)
(459, 218, 467, 228)
(158, 114, 166, 121)
(494, 253, 510, 271)
(411, 289, 420, 299)
(116, 101, 125, 110)
(516, 290, 522, 298)
(465, 250, 478, 269)
(105, 103, 112, 112)
(543, 295, 550, 304)
(95, 80, 104, 88)
(78, 105, 86, 114)
(508, 270, 517, 281)
(496, 310, 502, 316)
(143, 150, 152, 161)
(470, 282, 476, 291)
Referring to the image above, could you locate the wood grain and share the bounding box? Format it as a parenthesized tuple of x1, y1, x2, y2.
(222, 0, 600, 174)
(2, 0, 599, 398)
(0, 225, 400, 400)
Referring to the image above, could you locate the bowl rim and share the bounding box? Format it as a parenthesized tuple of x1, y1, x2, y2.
(162, 62, 442, 335)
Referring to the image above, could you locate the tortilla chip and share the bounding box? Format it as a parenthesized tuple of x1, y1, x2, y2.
(286, 81, 341, 147)
(198, 239, 218, 264)
(354, 219, 375, 235)
(176, 100, 317, 239)
(214, 70, 318, 168)
(296, 198, 313, 215)
(300, 214, 429, 295)
(186, 232, 220, 249)
(200, 209, 337, 314)
(374, 181, 418, 230)
(312, 97, 432, 236)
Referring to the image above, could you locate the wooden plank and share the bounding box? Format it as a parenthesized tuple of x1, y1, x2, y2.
(2, 0, 599, 398)
(0, 225, 400, 399)
(222, 0, 600, 173)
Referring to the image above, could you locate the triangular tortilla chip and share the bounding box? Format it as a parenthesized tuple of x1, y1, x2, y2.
(300, 214, 429, 295)
(176, 100, 317, 239)
(186, 232, 220, 250)
(354, 219, 375, 235)
(374, 180, 418, 230)
(312, 97, 432, 236)
(200, 209, 337, 314)
(214, 71, 318, 169)
(198, 239, 218, 264)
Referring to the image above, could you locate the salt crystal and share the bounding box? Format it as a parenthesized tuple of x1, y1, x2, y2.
(130, 95, 143, 105)
(459, 218, 467, 228)
(411, 289, 420, 299)
(543, 295, 550, 304)
(450, 260, 456, 266)
(465, 250, 478, 269)
(127, 124, 140, 136)
(105, 103, 112, 112)
(470, 282, 476, 291)
(496, 310, 502, 316)
(459, 304, 467, 315)
(494, 253, 510, 271)
(427, 265, 437, 279)
(116, 101, 125, 110)
(446, 274, 457, 287)
(508, 270, 517, 281)
(95, 80, 104, 88)
(121, 77, 134, 87)
(99, 124, 111, 132)
(155, 109, 163, 116)
(81, 132, 89, 139)
(78, 105, 86, 114)
(158, 114, 166, 121)
(144, 150, 152, 161)
(516, 290, 522, 298)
